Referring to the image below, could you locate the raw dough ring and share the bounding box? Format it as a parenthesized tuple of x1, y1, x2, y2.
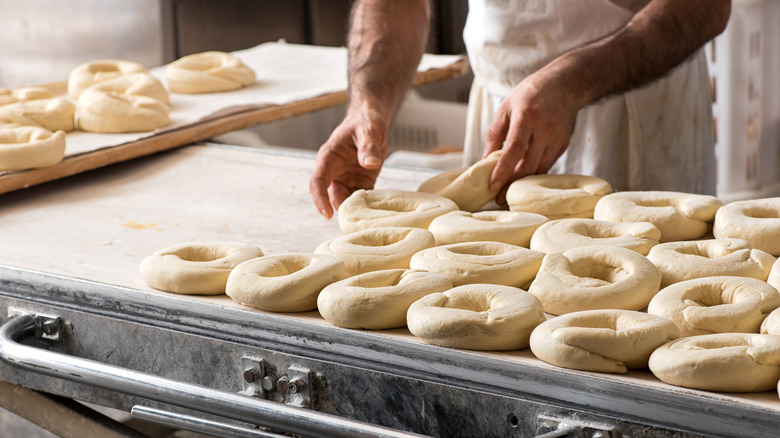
(409, 241, 544, 287)
(0, 98, 76, 132)
(166, 51, 256, 94)
(529, 310, 679, 373)
(417, 150, 500, 211)
(649, 333, 780, 392)
(407, 284, 545, 350)
(529, 218, 661, 255)
(337, 189, 458, 234)
(67, 59, 148, 99)
(713, 198, 780, 256)
(226, 253, 347, 312)
(528, 245, 661, 315)
(77, 73, 170, 133)
(140, 241, 263, 295)
(593, 191, 723, 242)
(761, 308, 780, 334)
(647, 238, 775, 287)
(428, 210, 548, 247)
(647, 276, 780, 337)
(0, 124, 66, 171)
(317, 269, 452, 329)
(506, 174, 613, 219)
(314, 227, 435, 276)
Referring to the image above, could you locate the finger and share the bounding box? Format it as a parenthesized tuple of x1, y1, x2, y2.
(328, 181, 353, 210)
(309, 172, 334, 219)
(490, 118, 531, 192)
(483, 106, 510, 158)
(355, 125, 385, 170)
(517, 132, 548, 176)
(537, 135, 569, 174)
(494, 160, 527, 206)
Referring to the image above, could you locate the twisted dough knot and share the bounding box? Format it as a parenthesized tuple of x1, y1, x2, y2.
(166, 51, 256, 94)
(0, 124, 66, 171)
(68, 59, 148, 99)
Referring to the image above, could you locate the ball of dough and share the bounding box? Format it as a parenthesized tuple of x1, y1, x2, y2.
(506, 174, 613, 219)
(530, 310, 679, 373)
(337, 189, 458, 234)
(140, 241, 262, 295)
(528, 245, 661, 315)
(226, 253, 347, 312)
(409, 241, 544, 287)
(647, 238, 775, 287)
(761, 307, 780, 335)
(314, 227, 435, 276)
(647, 276, 780, 337)
(649, 333, 780, 392)
(428, 210, 548, 247)
(417, 151, 500, 211)
(77, 73, 170, 133)
(593, 191, 723, 242)
(0, 124, 66, 171)
(407, 284, 545, 350)
(0, 98, 76, 132)
(529, 218, 661, 255)
(317, 269, 452, 329)
(713, 198, 780, 256)
(166, 51, 256, 94)
(68, 59, 148, 99)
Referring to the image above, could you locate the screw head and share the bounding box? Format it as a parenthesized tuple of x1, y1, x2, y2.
(261, 375, 277, 392)
(243, 368, 257, 383)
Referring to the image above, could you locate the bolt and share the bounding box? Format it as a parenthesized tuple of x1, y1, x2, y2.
(276, 376, 290, 393)
(243, 368, 258, 383)
(537, 421, 558, 435)
(288, 377, 305, 394)
(41, 320, 58, 336)
(261, 375, 277, 392)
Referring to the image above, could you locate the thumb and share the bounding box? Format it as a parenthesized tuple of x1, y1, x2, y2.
(355, 127, 385, 170)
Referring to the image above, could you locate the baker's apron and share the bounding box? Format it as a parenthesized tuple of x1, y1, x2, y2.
(462, 0, 716, 194)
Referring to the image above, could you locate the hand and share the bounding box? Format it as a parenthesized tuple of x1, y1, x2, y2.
(309, 107, 388, 219)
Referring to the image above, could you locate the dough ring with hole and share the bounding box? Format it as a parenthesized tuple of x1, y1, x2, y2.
(67, 59, 148, 99)
(428, 210, 547, 247)
(77, 73, 170, 133)
(647, 276, 780, 337)
(0, 98, 76, 132)
(528, 245, 661, 315)
(337, 189, 458, 233)
(506, 174, 613, 219)
(647, 238, 775, 287)
(166, 51, 256, 93)
(713, 198, 780, 256)
(417, 151, 500, 211)
(140, 241, 263, 295)
(529, 309, 679, 373)
(0, 124, 66, 171)
(314, 227, 435, 276)
(409, 241, 544, 287)
(407, 283, 545, 350)
(226, 253, 347, 312)
(649, 333, 780, 392)
(593, 191, 723, 242)
(317, 268, 452, 329)
(529, 218, 661, 255)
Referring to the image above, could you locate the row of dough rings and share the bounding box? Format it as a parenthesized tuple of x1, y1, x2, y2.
(528, 245, 661, 315)
(529, 218, 661, 255)
(314, 227, 435, 276)
(647, 276, 780, 337)
(68, 59, 148, 99)
(139, 242, 263, 295)
(407, 284, 546, 351)
(529, 309, 679, 373)
(428, 210, 548, 247)
(337, 189, 458, 233)
(714, 197, 780, 256)
(0, 98, 76, 132)
(417, 150, 501, 212)
(318, 269, 452, 329)
(593, 191, 723, 242)
(0, 124, 66, 172)
(506, 174, 613, 219)
(166, 51, 256, 94)
(647, 238, 775, 287)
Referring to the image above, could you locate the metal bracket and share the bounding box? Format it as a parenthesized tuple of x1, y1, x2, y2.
(237, 358, 313, 409)
(6, 308, 62, 341)
(239, 356, 267, 399)
(535, 415, 615, 438)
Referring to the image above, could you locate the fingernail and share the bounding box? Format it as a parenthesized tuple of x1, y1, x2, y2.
(363, 156, 380, 167)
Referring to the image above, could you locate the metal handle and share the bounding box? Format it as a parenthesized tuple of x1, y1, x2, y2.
(0, 313, 428, 438)
(131, 405, 288, 438)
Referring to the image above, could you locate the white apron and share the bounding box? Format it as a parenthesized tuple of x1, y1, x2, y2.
(462, 0, 716, 194)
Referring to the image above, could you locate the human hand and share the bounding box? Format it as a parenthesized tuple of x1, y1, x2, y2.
(309, 107, 388, 219)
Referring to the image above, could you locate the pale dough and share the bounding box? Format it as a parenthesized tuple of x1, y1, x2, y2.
(314, 227, 435, 276)
(761, 307, 780, 335)
(409, 241, 544, 287)
(166, 51, 256, 94)
(428, 210, 548, 247)
(593, 191, 723, 242)
(317, 269, 452, 329)
(417, 150, 500, 211)
(713, 198, 780, 256)
(140, 242, 262, 295)
(0, 89, 16, 106)
(68, 59, 148, 99)
(647, 276, 780, 337)
(12, 86, 53, 102)
(647, 238, 775, 287)
(506, 174, 613, 219)
(406, 284, 546, 350)
(225, 253, 347, 312)
(0, 98, 76, 132)
(528, 245, 661, 315)
(0, 124, 66, 171)
(529, 218, 661, 255)
(529, 309, 679, 373)
(649, 333, 780, 392)
(337, 189, 458, 233)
